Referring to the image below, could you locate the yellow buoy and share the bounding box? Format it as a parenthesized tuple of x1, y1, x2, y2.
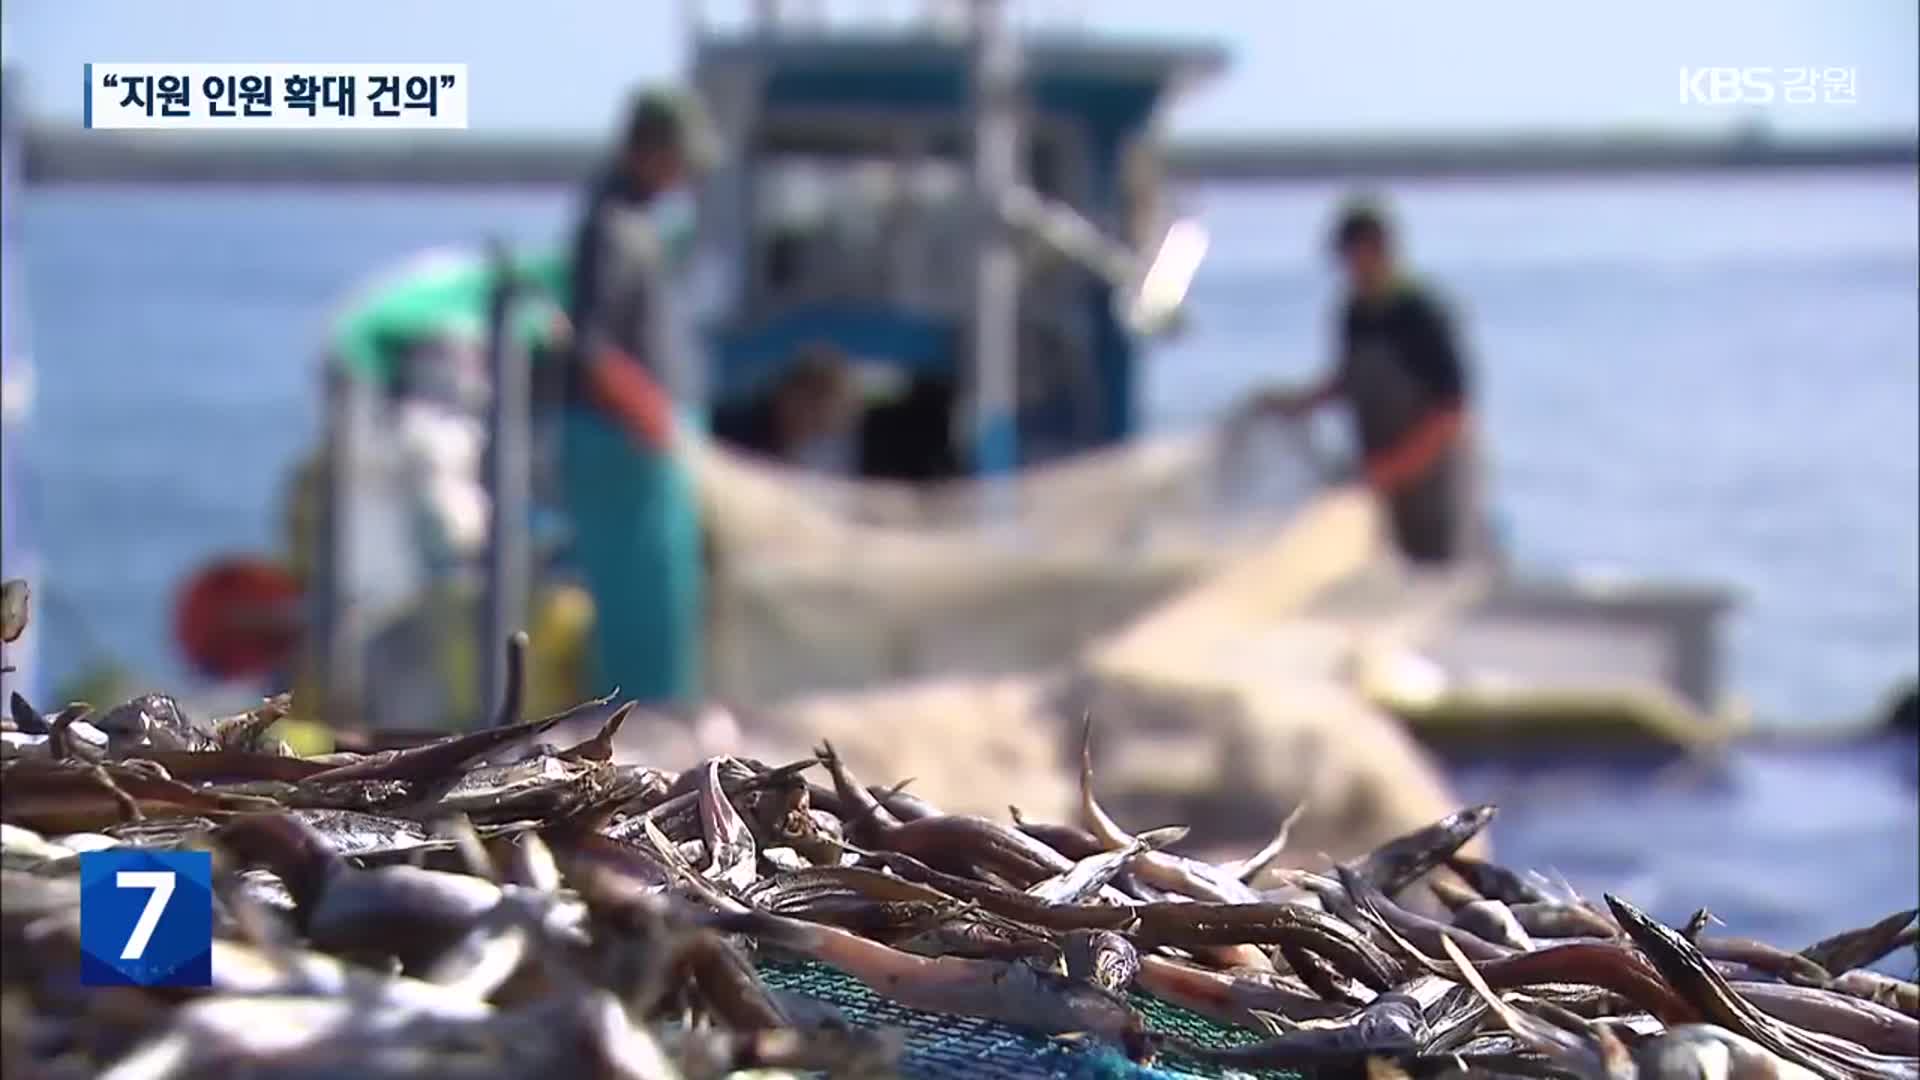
(527, 584, 594, 718)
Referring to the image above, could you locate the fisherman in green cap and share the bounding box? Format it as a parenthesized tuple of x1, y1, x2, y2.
(556, 88, 718, 704)
(1242, 196, 1487, 566)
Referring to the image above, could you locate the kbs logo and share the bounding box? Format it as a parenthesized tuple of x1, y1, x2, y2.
(1679, 67, 1857, 106)
(79, 850, 213, 987)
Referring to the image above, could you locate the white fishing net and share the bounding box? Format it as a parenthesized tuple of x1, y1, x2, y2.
(690, 420, 1338, 703)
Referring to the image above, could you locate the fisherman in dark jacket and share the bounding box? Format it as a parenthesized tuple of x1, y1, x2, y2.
(558, 89, 716, 705)
(1243, 197, 1487, 566)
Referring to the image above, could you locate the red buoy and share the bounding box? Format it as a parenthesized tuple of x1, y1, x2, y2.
(172, 557, 304, 681)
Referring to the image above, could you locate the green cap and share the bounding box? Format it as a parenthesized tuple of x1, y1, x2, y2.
(624, 87, 722, 173)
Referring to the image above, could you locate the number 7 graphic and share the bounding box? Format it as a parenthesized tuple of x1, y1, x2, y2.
(115, 870, 176, 960)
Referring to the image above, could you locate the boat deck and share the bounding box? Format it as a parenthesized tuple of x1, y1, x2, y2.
(1088, 490, 1740, 754)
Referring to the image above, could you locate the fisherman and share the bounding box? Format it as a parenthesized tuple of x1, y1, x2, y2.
(1240, 197, 1486, 566)
(710, 344, 861, 470)
(558, 89, 717, 705)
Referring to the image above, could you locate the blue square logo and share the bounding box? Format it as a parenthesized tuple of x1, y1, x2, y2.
(79, 850, 213, 987)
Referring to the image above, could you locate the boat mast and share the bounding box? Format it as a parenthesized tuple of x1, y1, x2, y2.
(967, 0, 1023, 506)
(479, 245, 530, 724)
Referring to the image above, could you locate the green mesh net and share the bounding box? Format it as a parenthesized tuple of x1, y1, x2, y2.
(757, 961, 1303, 1080)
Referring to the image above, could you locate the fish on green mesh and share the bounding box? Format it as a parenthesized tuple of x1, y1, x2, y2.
(756, 958, 1300, 1080)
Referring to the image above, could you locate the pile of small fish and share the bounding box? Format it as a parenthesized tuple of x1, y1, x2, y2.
(2, 635, 1917, 1079)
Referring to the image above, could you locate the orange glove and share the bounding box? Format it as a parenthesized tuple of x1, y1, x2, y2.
(1364, 406, 1464, 494)
(584, 351, 675, 452)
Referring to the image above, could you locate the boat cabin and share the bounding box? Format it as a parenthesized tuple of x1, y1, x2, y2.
(685, 24, 1225, 478)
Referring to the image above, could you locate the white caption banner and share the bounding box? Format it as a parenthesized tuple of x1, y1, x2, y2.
(85, 63, 470, 131)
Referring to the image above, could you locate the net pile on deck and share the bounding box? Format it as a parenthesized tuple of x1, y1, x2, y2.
(689, 427, 1332, 704)
(2, 645, 1917, 1079)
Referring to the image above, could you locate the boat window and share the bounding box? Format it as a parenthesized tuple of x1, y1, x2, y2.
(751, 152, 971, 313)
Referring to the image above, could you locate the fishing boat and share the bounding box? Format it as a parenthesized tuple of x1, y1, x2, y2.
(174, 0, 1742, 751)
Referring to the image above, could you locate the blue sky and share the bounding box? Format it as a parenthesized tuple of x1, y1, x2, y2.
(9, 0, 1917, 137)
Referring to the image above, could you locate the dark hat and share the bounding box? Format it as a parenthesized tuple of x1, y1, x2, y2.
(623, 88, 721, 172)
(1330, 194, 1393, 253)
